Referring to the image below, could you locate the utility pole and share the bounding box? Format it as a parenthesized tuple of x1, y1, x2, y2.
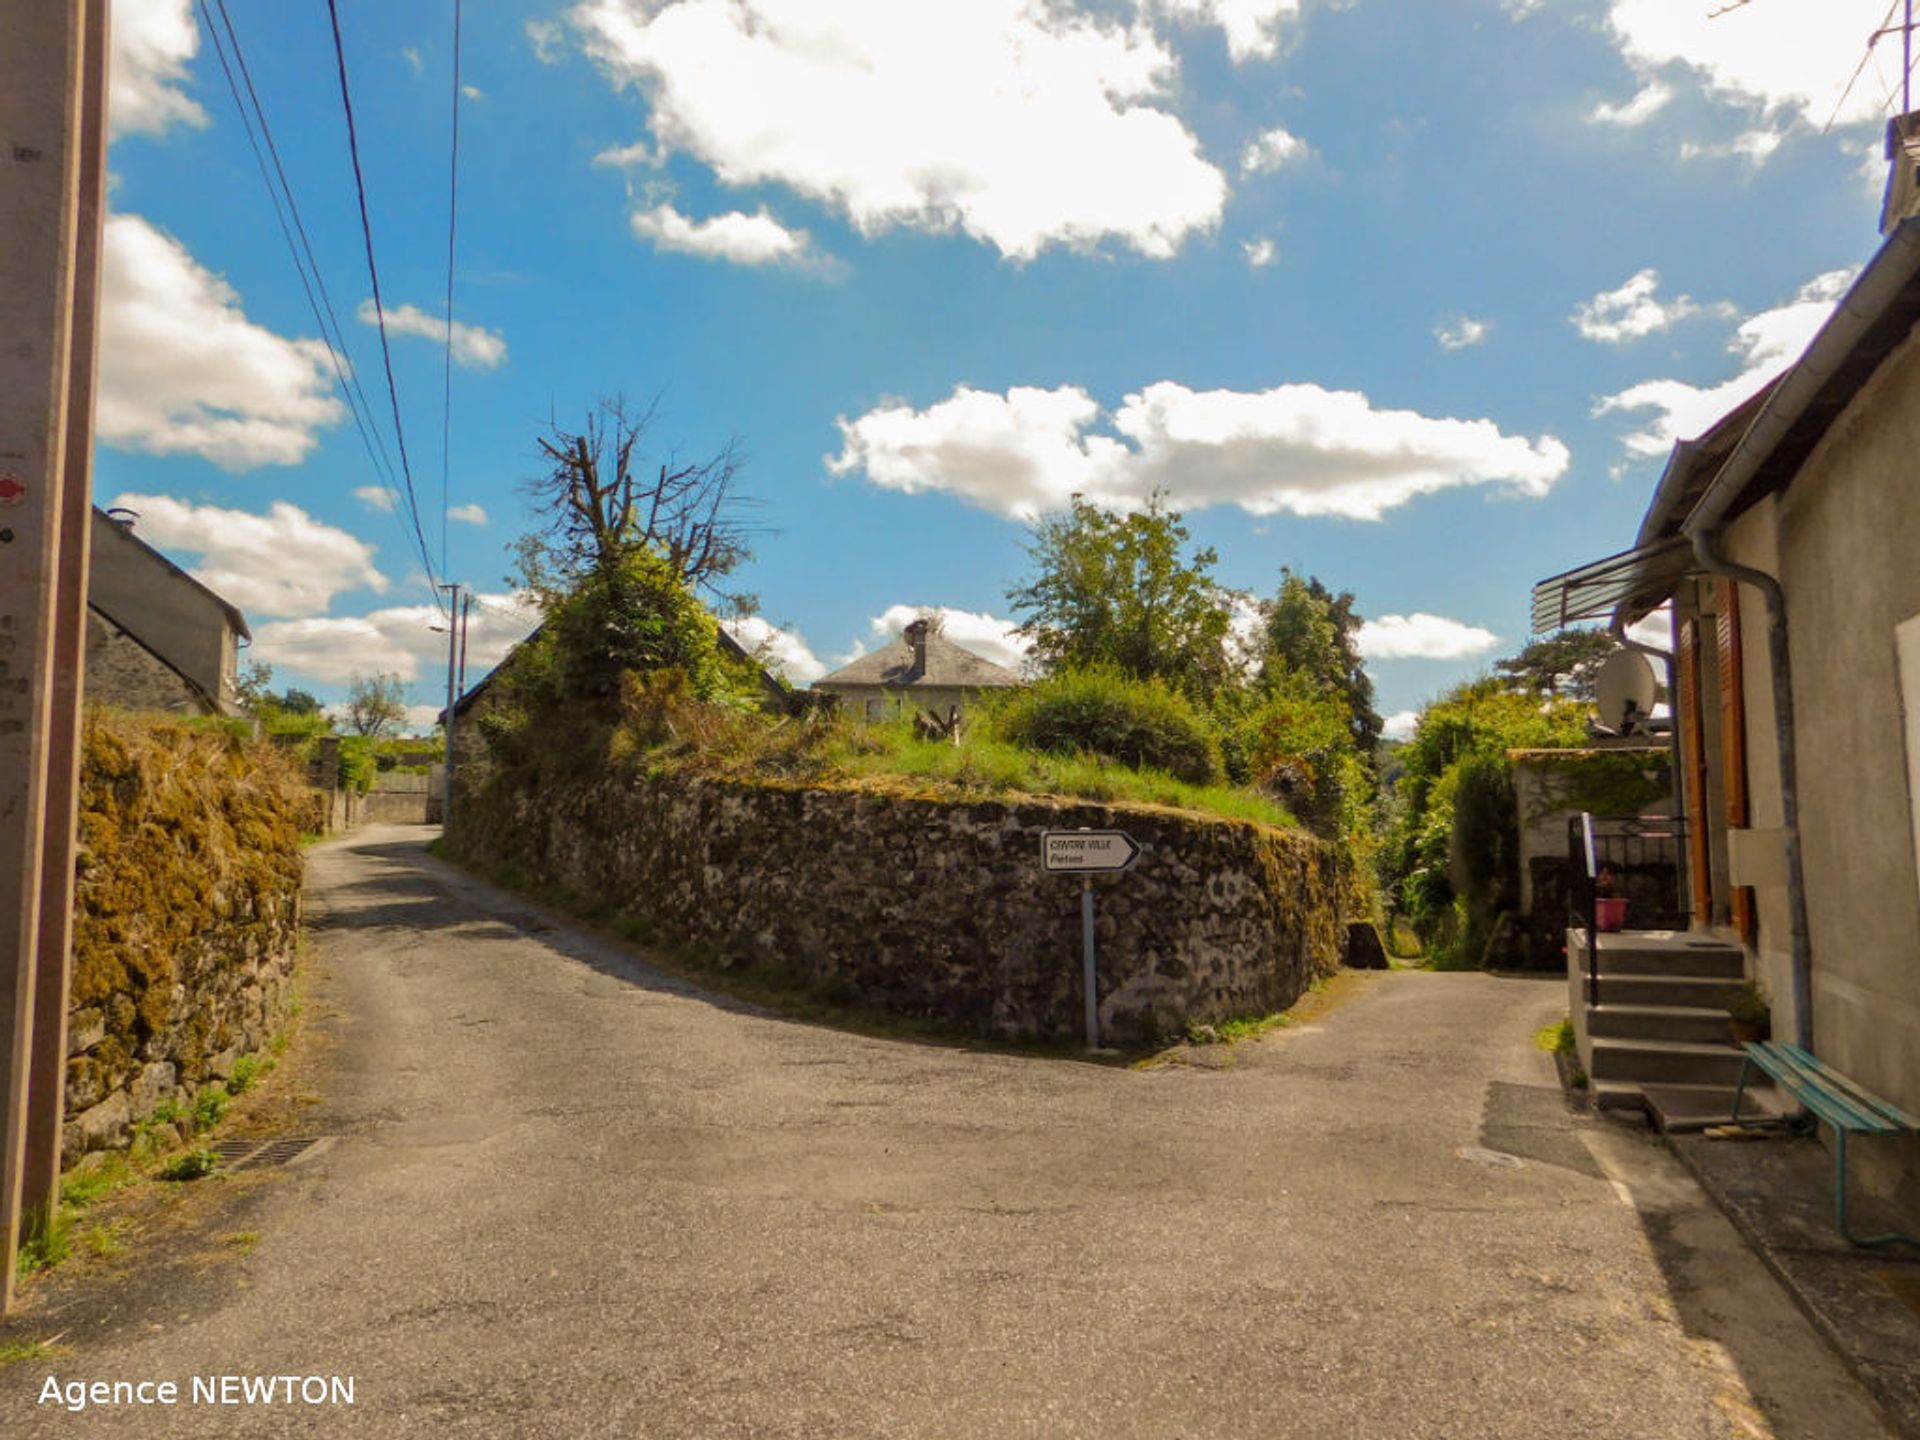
(0, 1, 106, 1315)
(440, 582, 461, 832)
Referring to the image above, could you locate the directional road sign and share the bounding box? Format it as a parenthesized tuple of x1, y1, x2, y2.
(1041, 829, 1141, 874)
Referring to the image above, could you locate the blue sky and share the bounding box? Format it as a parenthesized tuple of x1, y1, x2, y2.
(98, 0, 1909, 732)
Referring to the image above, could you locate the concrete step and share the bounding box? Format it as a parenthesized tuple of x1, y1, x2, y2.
(1639, 1082, 1791, 1134)
(1589, 974, 1745, 1008)
(1587, 1003, 1737, 1045)
(1595, 944, 1744, 978)
(1590, 1079, 1652, 1116)
(1589, 1037, 1749, 1087)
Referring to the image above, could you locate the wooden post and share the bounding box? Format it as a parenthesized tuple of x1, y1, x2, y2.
(0, 0, 96, 1314)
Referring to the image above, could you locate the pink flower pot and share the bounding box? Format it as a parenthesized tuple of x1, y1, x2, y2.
(1595, 898, 1628, 932)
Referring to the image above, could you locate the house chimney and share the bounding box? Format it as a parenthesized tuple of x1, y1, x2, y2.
(905, 618, 929, 676)
(1881, 111, 1920, 236)
(105, 506, 138, 531)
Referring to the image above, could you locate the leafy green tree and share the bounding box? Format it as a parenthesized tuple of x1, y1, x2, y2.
(343, 672, 409, 739)
(1255, 570, 1382, 754)
(1493, 627, 1618, 701)
(1007, 492, 1233, 700)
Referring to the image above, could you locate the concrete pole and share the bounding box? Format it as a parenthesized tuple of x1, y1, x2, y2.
(23, 0, 108, 1249)
(0, 0, 93, 1315)
(441, 583, 461, 831)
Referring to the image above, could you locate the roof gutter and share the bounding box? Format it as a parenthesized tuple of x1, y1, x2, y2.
(1674, 219, 1920, 1052)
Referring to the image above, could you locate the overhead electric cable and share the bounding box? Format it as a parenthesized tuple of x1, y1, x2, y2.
(324, 0, 444, 614)
(196, 0, 403, 516)
(1825, 0, 1902, 133)
(440, 0, 465, 577)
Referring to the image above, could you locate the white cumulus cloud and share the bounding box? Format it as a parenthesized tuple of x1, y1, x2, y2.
(448, 503, 489, 526)
(1356, 613, 1500, 662)
(724, 616, 827, 684)
(1381, 709, 1420, 741)
(569, 0, 1227, 260)
(629, 203, 824, 268)
(1243, 237, 1278, 268)
(109, 0, 208, 138)
(1156, 0, 1305, 62)
(1434, 315, 1489, 352)
(1572, 268, 1699, 344)
(831, 380, 1569, 523)
(106, 493, 388, 620)
(526, 19, 567, 64)
(1241, 125, 1310, 174)
(1596, 267, 1857, 458)
(356, 299, 507, 370)
(354, 486, 396, 512)
(250, 592, 539, 688)
(1603, 0, 1895, 134)
(1590, 81, 1671, 128)
(100, 215, 345, 469)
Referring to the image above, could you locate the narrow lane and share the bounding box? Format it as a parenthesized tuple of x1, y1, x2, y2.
(7, 824, 1891, 1438)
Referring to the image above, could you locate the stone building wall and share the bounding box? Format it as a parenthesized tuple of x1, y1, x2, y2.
(450, 771, 1347, 1043)
(64, 716, 305, 1163)
(84, 610, 208, 715)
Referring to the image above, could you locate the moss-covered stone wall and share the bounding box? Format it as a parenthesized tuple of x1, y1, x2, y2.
(449, 770, 1347, 1043)
(64, 714, 305, 1163)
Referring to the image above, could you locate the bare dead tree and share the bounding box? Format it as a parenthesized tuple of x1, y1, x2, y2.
(515, 396, 763, 615)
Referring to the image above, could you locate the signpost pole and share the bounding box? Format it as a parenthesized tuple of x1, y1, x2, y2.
(1081, 877, 1098, 1051)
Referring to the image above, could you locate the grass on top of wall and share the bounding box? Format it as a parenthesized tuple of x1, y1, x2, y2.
(816, 725, 1297, 829)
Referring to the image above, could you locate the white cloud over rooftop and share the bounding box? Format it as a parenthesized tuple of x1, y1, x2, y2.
(832, 380, 1569, 522)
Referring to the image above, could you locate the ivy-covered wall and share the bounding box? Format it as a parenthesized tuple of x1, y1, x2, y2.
(448, 769, 1348, 1043)
(63, 715, 305, 1164)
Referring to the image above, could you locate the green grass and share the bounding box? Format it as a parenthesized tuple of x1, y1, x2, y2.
(191, 1085, 230, 1131)
(227, 1054, 273, 1095)
(1186, 1012, 1292, 1045)
(161, 1148, 220, 1182)
(15, 1211, 74, 1277)
(1534, 1019, 1576, 1055)
(0, 1336, 67, 1367)
(819, 728, 1296, 828)
(60, 1153, 135, 1209)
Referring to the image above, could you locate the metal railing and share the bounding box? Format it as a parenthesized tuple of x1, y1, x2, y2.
(1568, 813, 1690, 1007)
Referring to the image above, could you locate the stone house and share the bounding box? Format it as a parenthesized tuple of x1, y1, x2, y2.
(1532, 132, 1920, 1210)
(86, 507, 248, 716)
(810, 619, 1024, 722)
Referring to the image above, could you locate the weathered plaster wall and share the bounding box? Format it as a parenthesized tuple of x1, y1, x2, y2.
(449, 772, 1347, 1043)
(64, 718, 304, 1164)
(1769, 318, 1920, 1210)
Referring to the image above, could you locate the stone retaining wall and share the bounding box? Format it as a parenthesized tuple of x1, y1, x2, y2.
(451, 772, 1346, 1043)
(64, 716, 304, 1163)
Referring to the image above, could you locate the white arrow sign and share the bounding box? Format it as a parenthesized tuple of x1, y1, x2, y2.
(1041, 829, 1141, 873)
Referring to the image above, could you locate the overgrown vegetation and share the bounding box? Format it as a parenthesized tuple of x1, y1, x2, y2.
(1378, 677, 1588, 966)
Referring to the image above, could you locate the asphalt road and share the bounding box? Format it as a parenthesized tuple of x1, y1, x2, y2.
(3, 824, 1894, 1438)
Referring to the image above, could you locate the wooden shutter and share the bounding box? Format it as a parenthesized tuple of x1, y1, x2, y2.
(1717, 579, 1756, 943)
(1676, 619, 1713, 925)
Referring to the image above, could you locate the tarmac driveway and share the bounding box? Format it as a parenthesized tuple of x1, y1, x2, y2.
(2, 824, 1893, 1439)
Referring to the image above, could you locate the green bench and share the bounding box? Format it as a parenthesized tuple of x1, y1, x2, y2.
(1731, 1041, 1919, 1248)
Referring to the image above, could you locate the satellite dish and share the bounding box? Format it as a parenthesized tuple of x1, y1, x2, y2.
(1594, 651, 1657, 734)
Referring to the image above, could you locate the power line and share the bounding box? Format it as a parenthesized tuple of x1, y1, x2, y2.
(195, 0, 402, 514)
(1825, 0, 1902, 133)
(441, 0, 465, 578)
(324, 0, 444, 615)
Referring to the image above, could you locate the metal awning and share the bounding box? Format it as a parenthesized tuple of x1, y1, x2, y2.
(1529, 536, 1696, 635)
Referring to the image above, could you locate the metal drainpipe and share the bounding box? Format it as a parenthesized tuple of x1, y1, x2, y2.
(1684, 529, 1814, 1050)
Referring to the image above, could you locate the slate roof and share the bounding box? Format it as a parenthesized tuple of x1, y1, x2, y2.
(812, 630, 1023, 692)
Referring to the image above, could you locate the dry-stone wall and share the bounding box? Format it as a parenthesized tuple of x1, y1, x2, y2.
(64, 716, 304, 1163)
(452, 773, 1346, 1043)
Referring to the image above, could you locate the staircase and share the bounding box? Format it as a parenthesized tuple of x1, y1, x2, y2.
(1569, 930, 1786, 1132)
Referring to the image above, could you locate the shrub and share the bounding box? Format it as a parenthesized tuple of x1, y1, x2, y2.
(985, 666, 1222, 784)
